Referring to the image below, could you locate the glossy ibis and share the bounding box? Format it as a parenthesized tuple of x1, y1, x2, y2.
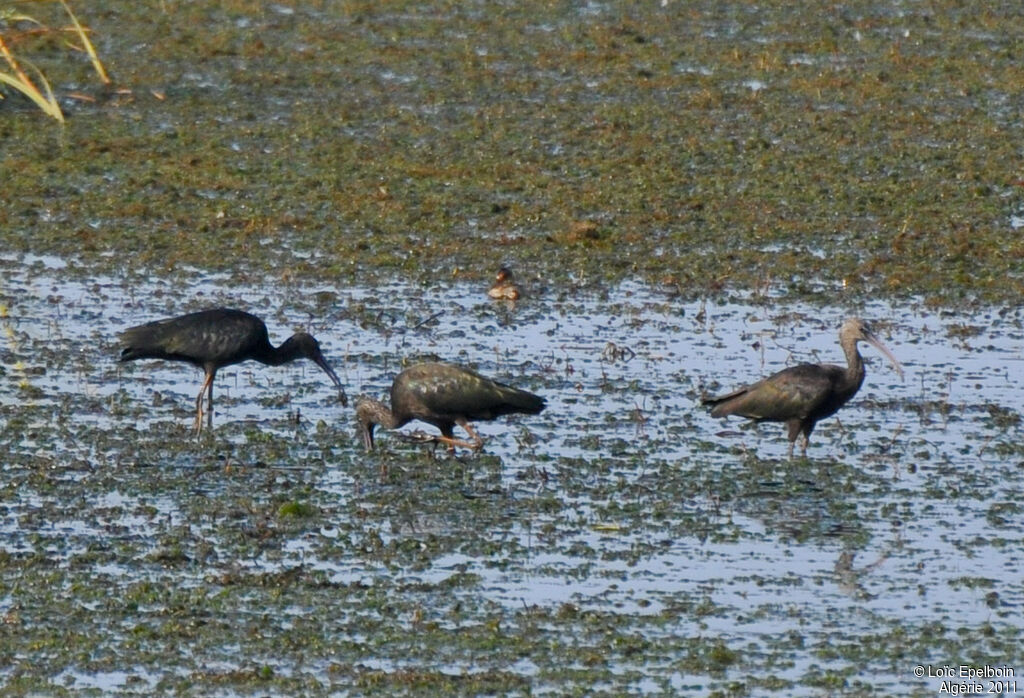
(118, 308, 346, 434)
(701, 318, 903, 457)
(355, 361, 545, 451)
(487, 267, 521, 301)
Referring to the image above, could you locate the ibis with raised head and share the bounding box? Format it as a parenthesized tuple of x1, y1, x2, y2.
(701, 318, 902, 457)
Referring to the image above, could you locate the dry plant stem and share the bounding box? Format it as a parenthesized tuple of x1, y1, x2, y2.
(0, 3, 108, 121)
(0, 21, 63, 120)
(59, 0, 109, 83)
(0, 50, 63, 120)
(0, 34, 34, 86)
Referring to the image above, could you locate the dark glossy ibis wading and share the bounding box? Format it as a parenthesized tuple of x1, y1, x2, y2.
(487, 267, 521, 301)
(701, 318, 903, 457)
(355, 362, 546, 451)
(119, 308, 346, 434)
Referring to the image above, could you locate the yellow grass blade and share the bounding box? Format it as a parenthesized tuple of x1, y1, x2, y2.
(59, 0, 109, 84)
(3, 14, 45, 27)
(0, 33, 35, 88)
(0, 69, 64, 121)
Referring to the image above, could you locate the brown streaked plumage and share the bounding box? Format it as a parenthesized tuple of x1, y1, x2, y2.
(701, 318, 902, 457)
(487, 267, 521, 301)
(119, 308, 346, 434)
(355, 362, 545, 451)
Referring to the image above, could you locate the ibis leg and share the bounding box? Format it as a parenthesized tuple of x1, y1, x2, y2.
(194, 370, 215, 435)
(786, 419, 802, 460)
(798, 422, 813, 458)
(207, 376, 214, 429)
(434, 422, 484, 452)
(458, 420, 486, 451)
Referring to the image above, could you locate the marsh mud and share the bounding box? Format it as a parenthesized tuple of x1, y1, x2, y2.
(0, 253, 1021, 695)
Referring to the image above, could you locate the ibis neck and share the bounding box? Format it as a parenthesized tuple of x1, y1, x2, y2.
(256, 336, 303, 367)
(356, 398, 401, 430)
(841, 338, 866, 391)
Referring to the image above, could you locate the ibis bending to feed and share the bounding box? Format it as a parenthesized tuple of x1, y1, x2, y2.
(355, 361, 546, 451)
(118, 308, 346, 434)
(701, 318, 902, 457)
(487, 267, 521, 301)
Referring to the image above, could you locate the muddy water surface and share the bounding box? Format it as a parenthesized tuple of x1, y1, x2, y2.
(0, 254, 1021, 695)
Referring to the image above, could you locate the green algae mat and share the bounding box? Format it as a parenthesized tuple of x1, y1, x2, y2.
(3, 0, 1023, 304)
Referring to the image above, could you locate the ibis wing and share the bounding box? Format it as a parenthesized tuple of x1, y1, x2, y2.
(710, 364, 834, 421)
(120, 309, 265, 366)
(172, 312, 264, 365)
(407, 364, 544, 421)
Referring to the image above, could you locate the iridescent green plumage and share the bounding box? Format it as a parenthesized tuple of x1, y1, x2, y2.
(355, 362, 546, 451)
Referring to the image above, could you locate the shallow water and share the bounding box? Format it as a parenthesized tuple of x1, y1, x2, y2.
(0, 253, 1021, 695)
